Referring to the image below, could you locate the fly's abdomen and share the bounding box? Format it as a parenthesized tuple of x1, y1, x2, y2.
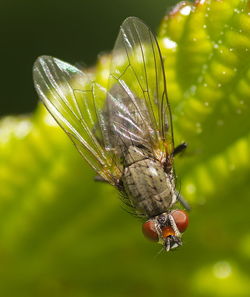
(122, 157, 176, 217)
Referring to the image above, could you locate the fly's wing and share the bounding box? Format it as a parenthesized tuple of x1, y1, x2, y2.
(33, 56, 122, 185)
(106, 17, 174, 161)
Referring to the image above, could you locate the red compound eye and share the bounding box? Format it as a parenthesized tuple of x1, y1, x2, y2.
(142, 220, 159, 242)
(171, 210, 189, 233)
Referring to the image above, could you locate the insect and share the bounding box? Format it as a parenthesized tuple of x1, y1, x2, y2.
(33, 17, 190, 251)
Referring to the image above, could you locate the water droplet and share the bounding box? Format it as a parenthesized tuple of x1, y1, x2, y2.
(213, 261, 232, 279)
(196, 122, 202, 134)
(198, 76, 203, 83)
(163, 38, 177, 49)
(186, 183, 196, 194)
(217, 119, 224, 126)
(15, 120, 32, 138)
(190, 85, 197, 93)
(180, 5, 192, 16)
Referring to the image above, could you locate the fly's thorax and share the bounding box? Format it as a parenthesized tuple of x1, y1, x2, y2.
(122, 146, 176, 217)
(123, 146, 152, 166)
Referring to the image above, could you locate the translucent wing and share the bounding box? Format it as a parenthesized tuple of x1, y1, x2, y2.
(106, 17, 174, 160)
(33, 56, 121, 185)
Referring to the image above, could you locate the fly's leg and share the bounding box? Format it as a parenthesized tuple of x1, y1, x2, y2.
(163, 142, 187, 173)
(173, 143, 190, 210)
(176, 192, 191, 211)
(173, 142, 187, 156)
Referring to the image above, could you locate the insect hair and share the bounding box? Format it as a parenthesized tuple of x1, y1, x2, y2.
(118, 190, 146, 220)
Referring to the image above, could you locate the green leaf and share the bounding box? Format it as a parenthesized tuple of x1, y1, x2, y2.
(0, 1, 250, 296)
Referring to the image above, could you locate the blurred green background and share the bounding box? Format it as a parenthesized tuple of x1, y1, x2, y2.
(1, 0, 250, 297)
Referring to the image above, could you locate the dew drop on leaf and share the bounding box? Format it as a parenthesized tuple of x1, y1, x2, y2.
(186, 183, 196, 194)
(180, 6, 192, 16)
(213, 261, 232, 279)
(217, 119, 224, 126)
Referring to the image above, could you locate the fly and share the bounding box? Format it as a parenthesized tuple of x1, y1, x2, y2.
(33, 17, 190, 251)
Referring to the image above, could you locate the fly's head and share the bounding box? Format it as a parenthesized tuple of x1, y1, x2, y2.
(142, 210, 189, 251)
